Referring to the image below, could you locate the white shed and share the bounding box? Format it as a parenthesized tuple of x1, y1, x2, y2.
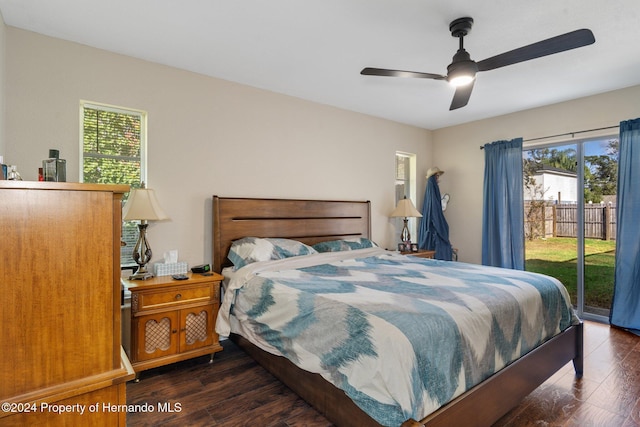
(524, 166, 577, 203)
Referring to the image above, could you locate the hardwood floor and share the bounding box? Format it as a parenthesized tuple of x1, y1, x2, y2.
(126, 321, 640, 426)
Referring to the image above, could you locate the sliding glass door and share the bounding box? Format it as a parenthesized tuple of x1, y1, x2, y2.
(523, 136, 618, 321)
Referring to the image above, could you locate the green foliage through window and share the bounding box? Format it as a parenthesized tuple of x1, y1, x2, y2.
(82, 106, 142, 186)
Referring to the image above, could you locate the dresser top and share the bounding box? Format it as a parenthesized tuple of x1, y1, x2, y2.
(0, 180, 130, 193)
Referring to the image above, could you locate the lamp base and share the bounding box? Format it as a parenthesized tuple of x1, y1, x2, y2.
(129, 222, 154, 280)
(129, 271, 154, 281)
(400, 217, 411, 243)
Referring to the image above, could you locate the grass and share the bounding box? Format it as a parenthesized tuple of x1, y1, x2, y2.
(525, 237, 616, 311)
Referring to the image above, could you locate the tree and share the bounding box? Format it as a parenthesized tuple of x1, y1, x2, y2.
(584, 139, 618, 203)
(523, 176, 548, 241)
(525, 141, 618, 205)
(83, 108, 142, 188)
(525, 147, 577, 173)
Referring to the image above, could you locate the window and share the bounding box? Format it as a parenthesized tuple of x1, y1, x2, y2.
(395, 152, 417, 201)
(395, 152, 418, 238)
(80, 101, 147, 267)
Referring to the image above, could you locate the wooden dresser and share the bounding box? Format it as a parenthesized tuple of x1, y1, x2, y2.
(0, 181, 135, 426)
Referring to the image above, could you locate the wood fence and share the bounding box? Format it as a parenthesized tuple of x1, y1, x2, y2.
(525, 203, 617, 240)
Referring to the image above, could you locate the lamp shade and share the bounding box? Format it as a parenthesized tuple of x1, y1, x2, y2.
(390, 197, 422, 218)
(123, 187, 169, 221)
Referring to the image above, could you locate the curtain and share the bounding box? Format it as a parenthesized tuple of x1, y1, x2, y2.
(610, 118, 640, 334)
(481, 138, 524, 269)
(418, 175, 453, 260)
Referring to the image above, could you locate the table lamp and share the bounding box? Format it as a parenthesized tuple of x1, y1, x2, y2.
(122, 183, 169, 280)
(390, 196, 422, 244)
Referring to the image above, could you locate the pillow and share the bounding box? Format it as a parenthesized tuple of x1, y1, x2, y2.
(312, 238, 378, 253)
(228, 237, 318, 269)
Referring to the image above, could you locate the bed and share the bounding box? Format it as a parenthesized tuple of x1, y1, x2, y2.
(212, 196, 583, 427)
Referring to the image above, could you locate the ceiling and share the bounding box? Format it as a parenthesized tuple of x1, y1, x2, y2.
(1, 0, 639, 130)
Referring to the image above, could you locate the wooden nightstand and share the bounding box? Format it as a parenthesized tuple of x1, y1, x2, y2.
(123, 272, 224, 377)
(401, 249, 436, 259)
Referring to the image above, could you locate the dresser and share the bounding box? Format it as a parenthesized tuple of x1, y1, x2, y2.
(0, 181, 135, 426)
(123, 272, 224, 377)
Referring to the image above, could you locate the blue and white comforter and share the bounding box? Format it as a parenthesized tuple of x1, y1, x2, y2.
(216, 248, 579, 426)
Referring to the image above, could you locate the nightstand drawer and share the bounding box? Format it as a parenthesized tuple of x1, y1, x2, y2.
(135, 283, 215, 312)
(401, 250, 435, 259)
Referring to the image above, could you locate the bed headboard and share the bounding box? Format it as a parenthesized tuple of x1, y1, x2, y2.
(212, 196, 371, 272)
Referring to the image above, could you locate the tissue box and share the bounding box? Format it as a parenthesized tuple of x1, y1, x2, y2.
(153, 262, 188, 277)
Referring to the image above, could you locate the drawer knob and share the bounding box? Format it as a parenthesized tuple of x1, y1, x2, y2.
(175, 293, 182, 300)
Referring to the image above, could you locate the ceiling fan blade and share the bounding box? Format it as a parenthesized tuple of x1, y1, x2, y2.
(476, 29, 595, 72)
(449, 80, 475, 110)
(361, 67, 446, 80)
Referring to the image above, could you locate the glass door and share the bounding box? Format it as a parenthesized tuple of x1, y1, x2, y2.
(523, 136, 618, 321)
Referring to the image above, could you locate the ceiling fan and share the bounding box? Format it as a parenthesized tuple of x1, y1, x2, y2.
(361, 17, 595, 110)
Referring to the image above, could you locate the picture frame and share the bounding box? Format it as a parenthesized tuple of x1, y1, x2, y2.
(411, 243, 418, 252)
(397, 243, 406, 252)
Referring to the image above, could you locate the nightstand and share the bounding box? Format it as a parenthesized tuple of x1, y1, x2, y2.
(123, 272, 224, 378)
(401, 249, 436, 259)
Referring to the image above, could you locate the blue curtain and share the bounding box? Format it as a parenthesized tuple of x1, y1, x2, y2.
(418, 175, 453, 260)
(481, 138, 524, 269)
(610, 118, 640, 334)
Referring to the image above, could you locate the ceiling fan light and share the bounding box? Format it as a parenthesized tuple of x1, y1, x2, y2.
(447, 54, 478, 87)
(449, 74, 475, 87)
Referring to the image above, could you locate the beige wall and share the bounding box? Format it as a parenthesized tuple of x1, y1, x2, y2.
(433, 85, 640, 263)
(4, 27, 432, 267)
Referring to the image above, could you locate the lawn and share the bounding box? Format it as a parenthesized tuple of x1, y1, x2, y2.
(525, 237, 616, 311)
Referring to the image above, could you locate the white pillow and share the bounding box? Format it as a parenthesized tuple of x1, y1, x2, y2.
(228, 237, 318, 269)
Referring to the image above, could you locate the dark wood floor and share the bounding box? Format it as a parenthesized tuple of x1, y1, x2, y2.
(127, 321, 640, 426)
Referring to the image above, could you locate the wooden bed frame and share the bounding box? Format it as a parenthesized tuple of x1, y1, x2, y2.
(212, 196, 584, 427)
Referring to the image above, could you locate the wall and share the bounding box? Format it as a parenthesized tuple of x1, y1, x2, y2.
(4, 27, 431, 268)
(433, 85, 640, 263)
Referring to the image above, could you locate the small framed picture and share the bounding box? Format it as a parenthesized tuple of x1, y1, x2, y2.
(411, 243, 418, 252)
(397, 243, 406, 252)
